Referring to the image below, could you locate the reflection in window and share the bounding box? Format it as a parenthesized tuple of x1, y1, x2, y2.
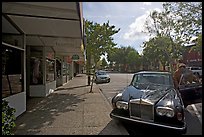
(46, 58, 55, 82)
(30, 47, 43, 85)
(62, 62, 68, 83)
(2, 45, 23, 98)
(56, 59, 61, 78)
(2, 34, 23, 49)
(30, 57, 43, 84)
(62, 62, 67, 76)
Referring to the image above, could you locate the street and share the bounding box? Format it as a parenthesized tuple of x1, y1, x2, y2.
(98, 73, 202, 135)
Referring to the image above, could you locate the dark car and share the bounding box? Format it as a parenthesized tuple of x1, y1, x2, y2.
(110, 71, 187, 134)
(95, 70, 110, 84)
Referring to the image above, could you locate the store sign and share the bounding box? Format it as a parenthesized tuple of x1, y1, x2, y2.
(72, 54, 79, 61)
(77, 60, 84, 65)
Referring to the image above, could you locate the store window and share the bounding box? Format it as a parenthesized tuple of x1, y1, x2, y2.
(46, 47, 55, 82)
(2, 34, 23, 49)
(30, 47, 43, 85)
(56, 58, 62, 78)
(2, 45, 23, 98)
(62, 62, 69, 83)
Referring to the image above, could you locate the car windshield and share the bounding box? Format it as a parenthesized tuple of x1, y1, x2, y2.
(131, 73, 174, 90)
(97, 71, 107, 75)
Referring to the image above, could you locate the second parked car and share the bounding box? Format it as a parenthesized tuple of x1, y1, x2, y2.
(95, 70, 110, 84)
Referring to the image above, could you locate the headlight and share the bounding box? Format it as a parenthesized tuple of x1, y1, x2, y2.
(116, 101, 128, 110)
(156, 106, 175, 117)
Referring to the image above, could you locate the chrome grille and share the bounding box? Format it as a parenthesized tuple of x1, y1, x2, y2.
(129, 99, 154, 122)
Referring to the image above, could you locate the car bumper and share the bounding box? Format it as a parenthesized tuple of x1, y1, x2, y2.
(110, 109, 187, 134)
(96, 78, 110, 83)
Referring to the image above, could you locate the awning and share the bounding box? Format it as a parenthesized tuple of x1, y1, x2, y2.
(2, 2, 85, 61)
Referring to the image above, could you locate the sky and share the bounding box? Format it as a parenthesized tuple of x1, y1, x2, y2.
(82, 2, 164, 55)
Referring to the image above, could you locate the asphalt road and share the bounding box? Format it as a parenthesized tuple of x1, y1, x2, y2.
(97, 73, 202, 135)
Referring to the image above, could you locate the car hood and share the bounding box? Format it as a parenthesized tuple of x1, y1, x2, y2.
(121, 85, 171, 104)
(97, 75, 109, 78)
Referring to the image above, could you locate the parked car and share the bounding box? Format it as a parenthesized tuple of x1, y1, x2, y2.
(95, 70, 110, 84)
(110, 71, 187, 134)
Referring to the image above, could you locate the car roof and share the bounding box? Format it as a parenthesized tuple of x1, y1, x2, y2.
(97, 70, 106, 72)
(134, 71, 171, 75)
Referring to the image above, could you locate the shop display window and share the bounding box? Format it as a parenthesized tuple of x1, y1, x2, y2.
(2, 45, 23, 98)
(30, 47, 43, 85)
(46, 47, 55, 82)
(46, 58, 55, 82)
(56, 59, 62, 78)
(2, 34, 23, 49)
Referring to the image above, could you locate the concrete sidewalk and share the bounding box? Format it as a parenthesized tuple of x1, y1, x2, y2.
(13, 74, 129, 135)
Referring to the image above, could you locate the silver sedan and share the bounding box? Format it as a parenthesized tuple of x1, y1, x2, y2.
(95, 70, 110, 84)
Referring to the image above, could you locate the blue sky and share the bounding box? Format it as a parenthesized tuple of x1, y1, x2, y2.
(83, 2, 164, 55)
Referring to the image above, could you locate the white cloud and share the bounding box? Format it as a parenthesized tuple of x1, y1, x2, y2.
(143, 2, 152, 6)
(123, 8, 162, 42)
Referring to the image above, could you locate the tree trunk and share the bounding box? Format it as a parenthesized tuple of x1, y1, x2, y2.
(87, 51, 91, 86)
(89, 61, 96, 93)
(89, 74, 94, 93)
(163, 64, 166, 71)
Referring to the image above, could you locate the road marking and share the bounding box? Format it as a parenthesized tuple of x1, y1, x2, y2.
(191, 104, 202, 124)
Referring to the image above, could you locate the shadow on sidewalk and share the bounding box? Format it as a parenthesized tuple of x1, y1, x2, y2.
(98, 120, 128, 135)
(55, 85, 90, 91)
(13, 92, 86, 135)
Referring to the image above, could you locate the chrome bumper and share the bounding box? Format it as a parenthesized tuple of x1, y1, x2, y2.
(110, 111, 187, 132)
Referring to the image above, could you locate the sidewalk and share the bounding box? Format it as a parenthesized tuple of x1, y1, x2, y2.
(13, 74, 129, 135)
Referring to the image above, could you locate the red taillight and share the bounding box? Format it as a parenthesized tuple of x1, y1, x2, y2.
(177, 112, 183, 121)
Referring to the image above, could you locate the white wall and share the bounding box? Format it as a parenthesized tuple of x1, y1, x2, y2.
(30, 85, 46, 97)
(3, 92, 26, 117)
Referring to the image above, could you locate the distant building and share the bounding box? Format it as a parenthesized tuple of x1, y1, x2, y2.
(182, 43, 202, 67)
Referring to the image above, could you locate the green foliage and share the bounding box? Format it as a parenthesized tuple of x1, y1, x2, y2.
(142, 2, 201, 71)
(107, 46, 140, 72)
(163, 2, 202, 44)
(2, 99, 16, 135)
(85, 19, 120, 92)
(85, 20, 120, 67)
(142, 36, 185, 71)
(191, 34, 202, 55)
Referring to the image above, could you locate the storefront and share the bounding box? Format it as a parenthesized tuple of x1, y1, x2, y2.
(2, 2, 85, 117)
(27, 46, 56, 97)
(2, 15, 26, 117)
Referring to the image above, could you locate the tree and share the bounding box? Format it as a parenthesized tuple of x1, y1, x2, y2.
(143, 3, 194, 72)
(127, 50, 141, 72)
(85, 20, 120, 92)
(163, 2, 202, 44)
(142, 35, 184, 72)
(191, 34, 202, 55)
(107, 46, 141, 72)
